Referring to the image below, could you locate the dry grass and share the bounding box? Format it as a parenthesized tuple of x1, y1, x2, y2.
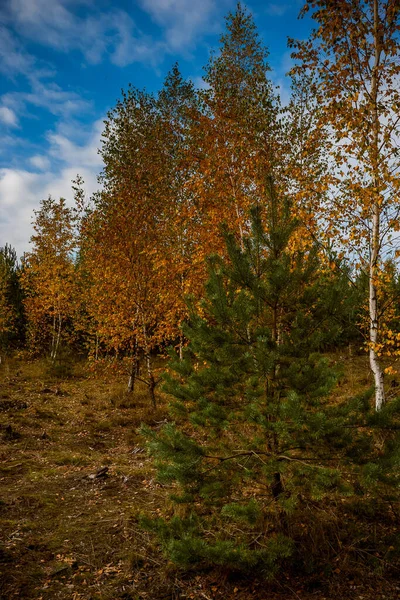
(0, 356, 170, 600)
(0, 353, 399, 600)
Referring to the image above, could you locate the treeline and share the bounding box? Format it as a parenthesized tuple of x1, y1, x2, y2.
(2, 2, 400, 410)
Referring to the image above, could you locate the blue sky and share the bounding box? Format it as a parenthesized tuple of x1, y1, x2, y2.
(0, 0, 313, 256)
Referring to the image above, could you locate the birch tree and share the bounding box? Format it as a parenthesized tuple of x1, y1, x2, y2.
(155, 65, 203, 359)
(291, 0, 400, 409)
(85, 88, 173, 399)
(22, 197, 77, 360)
(190, 4, 280, 254)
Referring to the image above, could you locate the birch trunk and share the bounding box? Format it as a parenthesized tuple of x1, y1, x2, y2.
(179, 334, 183, 361)
(53, 313, 62, 362)
(369, 0, 385, 411)
(369, 261, 385, 410)
(127, 360, 136, 393)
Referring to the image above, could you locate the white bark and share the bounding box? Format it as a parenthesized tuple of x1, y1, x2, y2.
(179, 334, 183, 361)
(369, 266, 385, 410)
(369, 0, 385, 410)
(53, 313, 62, 361)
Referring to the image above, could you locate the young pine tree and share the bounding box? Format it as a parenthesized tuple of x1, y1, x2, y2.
(143, 183, 359, 576)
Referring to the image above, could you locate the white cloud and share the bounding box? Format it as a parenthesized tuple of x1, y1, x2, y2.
(265, 3, 290, 17)
(110, 21, 165, 67)
(138, 0, 229, 51)
(2, 81, 92, 122)
(8, 0, 102, 62)
(0, 169, 40, 257)
(0, 106, 18, 127)
(0, 165, 99, 258)
(2, 0, 236, 76)
(30, 155, 51, 170)
(190, 75, 210, 90)
(0, 17, 91, 126)
(47, 117, 104, 168)
(5, 0, 159, 67)
(0, 25, 36, 77)
(274, 77, 292, 107)
(271, 51, 296, 107)
(280, 49, 296, 75)
(26, 81, 91, 116)
(45, 166, 99, 205)
(0, 117, 103, 257)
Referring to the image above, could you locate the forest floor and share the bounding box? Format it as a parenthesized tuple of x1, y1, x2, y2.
(0, 354, 399, 600)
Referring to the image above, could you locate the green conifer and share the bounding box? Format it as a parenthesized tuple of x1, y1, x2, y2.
(143, 183, 400, 576)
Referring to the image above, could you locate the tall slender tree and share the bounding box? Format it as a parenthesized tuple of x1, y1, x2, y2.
(22, 197, 77, 359)
(154, 65, 203, 357)
(282, 71, 331, 249)
(291, 0, 400, 409)
(190, 4, 281, 254)
(86, 87, 180, 398)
